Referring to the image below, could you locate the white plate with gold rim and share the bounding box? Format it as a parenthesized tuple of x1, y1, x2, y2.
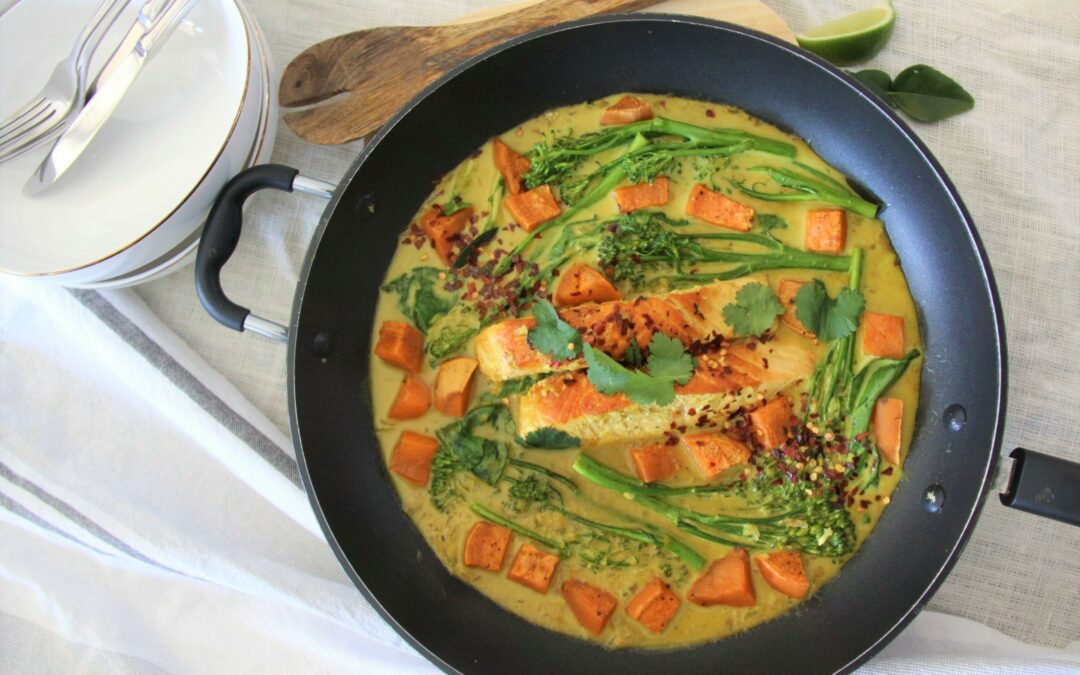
(0, 0, 252, 283)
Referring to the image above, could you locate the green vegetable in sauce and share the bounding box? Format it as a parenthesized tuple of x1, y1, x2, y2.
(430, 405, 510, 510)
(722, 282, 785, 337)
(596, 211, 851, 289)
(517, 427, 582, 450)
(731, 162, 879, 218)
(381, 267, 457, 334)
(849, 349, 921, 487)
(470, 502, 568, 555)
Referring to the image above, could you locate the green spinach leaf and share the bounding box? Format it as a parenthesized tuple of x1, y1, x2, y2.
(382, 267, 457, 334)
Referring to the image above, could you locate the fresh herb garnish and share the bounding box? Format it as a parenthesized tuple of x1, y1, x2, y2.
(381, 267, 457, 333)
(722, 282, 784, 337)
(527, 300, 582, 361)
(794, 279, 865, 341)
(583, 333, 694, 406)
(852, 65, 974, 123)
(517, 427, 582, 449)
(441, 194, 471, 216)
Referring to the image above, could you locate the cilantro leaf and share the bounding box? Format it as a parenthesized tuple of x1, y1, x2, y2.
(517, 427, 581, 449)
(794, 280, 865, 341)
(722, 282, 784, 337)
(624, 337, 645, 369)
(645, 333, 694, 384)
(527, 300, 582, 361)
(583, 343, 629, 395)
(583, 336, 694, 406)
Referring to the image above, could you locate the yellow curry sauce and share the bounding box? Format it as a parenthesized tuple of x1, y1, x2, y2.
(370, 94, 922, 648)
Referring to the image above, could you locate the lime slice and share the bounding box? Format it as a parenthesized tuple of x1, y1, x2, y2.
(796, 3, 896, 66)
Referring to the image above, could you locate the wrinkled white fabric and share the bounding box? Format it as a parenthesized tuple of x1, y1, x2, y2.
(2, 0, 1078, 672)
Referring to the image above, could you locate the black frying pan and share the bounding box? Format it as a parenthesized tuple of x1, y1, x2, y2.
(195, 15, 1080, 674)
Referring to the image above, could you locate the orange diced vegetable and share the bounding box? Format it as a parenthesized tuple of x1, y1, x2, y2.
(777, 279, 813, 337)
(682, 432, 751, 478)
(561, 579, 618, 636)
(600, 95, 654, 125)
(688, 548, 756, 607)
(630, 443, 680, 483)
(463, 521, 512, 571)
(493, 138, 531, 195)
(389, 431, 440, 485)
(374, 321, 424, 373)
(420, 206, 473, 265)
(434, 357, 479, 417)
(612, 177, 670, 213)
(756, 550, 810, 599)
(387, 373, 431, 420)
(748, 395, 793, 450)
(871, 397, 904, 465)
(625, 578, 680, 634)
(554, 263, 622, 307)
(507, 544, 560, 593)
(805, 209, 847, 253)
(861, 311, 905, 358)
(685, 183, 755, 231)
(504, 184, 562, 232)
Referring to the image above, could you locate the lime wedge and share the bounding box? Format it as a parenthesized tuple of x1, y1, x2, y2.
(796, 3, 896, 66)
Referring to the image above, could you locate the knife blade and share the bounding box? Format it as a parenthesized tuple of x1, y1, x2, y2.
(25, 0, 196, 194)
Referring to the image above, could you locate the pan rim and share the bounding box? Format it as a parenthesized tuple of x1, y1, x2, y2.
(286, 13, 1007, 674)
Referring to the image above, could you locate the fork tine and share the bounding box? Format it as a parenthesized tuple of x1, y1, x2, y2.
(0, 97, 49, 137)
(0, 104, 56, 152)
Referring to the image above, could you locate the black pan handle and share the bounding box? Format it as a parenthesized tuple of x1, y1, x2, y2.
(195, 164, 335, 342)
(999, 448, 1080, 527)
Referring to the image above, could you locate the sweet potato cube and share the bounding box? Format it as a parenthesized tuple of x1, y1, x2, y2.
(420, 206, 473, 264)
(748, 395, 793, 450)
(688, 548, 756, 607)
(561, 579, 618, 636)
(756, 550, 810, 599)
(493, 138, 531, 195)
(434, 357, 479, 417)
(463, 521, 512, 572)
(388, 373, 431, 420)
(777, 279, 813, 337)
(626, 578, 680, 634)
(630, 443, 680, 483)
(507, 544, 560, 593)
(612, 177, 670, 213)
(554, 263, 622, 307)
(374, 321, 424, 373)
(389, 431, 440, 486)
(682, 433, 751, 478)
(686, 183, 755, 231)
(871, 397, 904, 465)
(861, 311, 905, 358)
(804, 209, 847, 253)
(600, 95, 654, 125)
(504, 184, 561, 232)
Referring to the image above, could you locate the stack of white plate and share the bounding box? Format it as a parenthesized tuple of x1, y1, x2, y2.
(0, 0, 276, 288)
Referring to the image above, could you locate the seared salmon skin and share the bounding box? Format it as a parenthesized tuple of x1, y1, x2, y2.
(511, 340, 816, 445)
(475, 278, 762, 382)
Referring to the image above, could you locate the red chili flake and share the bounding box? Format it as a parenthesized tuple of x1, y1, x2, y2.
(687, 408, 697, 416)
(746, 341, 757, 351)
(855, 431, 870, 441)
(705, 108, 715, 118)
(401, 238, 412, 245)
(413, 239, 424, 250)
(874, 495, 882, 502)
(665, 435, 679, 447)
(882, 466, 894, 476)
(860, 500, 871, 508)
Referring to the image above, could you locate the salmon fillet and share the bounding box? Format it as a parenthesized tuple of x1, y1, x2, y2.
(475, 278, 760, 382)
(511, 340, 815, 445)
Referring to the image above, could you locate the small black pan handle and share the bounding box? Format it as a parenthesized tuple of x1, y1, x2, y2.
(999, 448, 1080, 527)
(195, 164, 335, 342)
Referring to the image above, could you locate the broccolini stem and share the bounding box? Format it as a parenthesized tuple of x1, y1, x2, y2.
(470, 502, 568, 555)
(508, 458, 579, 493)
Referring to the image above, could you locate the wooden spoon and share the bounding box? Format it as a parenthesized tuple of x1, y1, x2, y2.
(279, 0, 795, 145)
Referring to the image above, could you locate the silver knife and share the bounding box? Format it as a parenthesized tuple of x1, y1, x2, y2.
(86, 0, 173, 101)
(25, 0, 196, 194)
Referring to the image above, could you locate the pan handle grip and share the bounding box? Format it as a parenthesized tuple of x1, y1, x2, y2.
(195, 164, 335, 342)
(999, 448, 1080, 527)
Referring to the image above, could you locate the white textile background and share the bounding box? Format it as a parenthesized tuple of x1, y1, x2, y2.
(1, 0, 1076, 672)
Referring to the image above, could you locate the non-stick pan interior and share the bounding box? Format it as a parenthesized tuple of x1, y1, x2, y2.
(288, 16, 1004, 674)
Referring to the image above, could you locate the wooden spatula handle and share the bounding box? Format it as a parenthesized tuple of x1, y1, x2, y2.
(280, 0, 660, 144)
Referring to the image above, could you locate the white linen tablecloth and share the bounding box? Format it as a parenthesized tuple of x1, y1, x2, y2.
(2, 0, 1079, 672)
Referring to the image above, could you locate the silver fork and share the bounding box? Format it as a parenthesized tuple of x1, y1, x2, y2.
(0, 0, 129, 163)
